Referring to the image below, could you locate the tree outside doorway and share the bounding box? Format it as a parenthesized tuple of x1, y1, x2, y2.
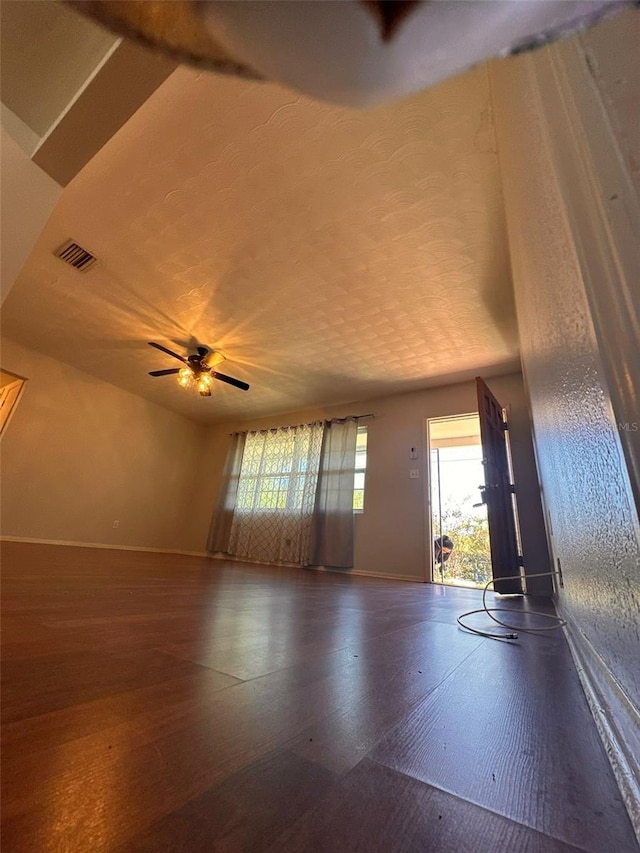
(436, 500, 491, 587)
(429, 416, 492, 589)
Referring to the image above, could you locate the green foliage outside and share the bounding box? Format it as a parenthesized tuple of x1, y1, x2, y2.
(433, 499, 492, 587)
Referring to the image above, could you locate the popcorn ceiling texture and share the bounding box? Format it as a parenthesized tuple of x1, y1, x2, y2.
(491, 50, 640, 718)
(1, 63, 517, 424)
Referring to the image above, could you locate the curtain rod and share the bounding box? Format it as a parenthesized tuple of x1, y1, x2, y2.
(332, 413, 375, 422)
(228, 413, 376, 436)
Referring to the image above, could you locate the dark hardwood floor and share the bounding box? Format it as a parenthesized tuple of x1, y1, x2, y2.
(1, 542, 637, 852)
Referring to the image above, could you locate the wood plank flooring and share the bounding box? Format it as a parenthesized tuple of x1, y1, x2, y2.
(1, 542, 637, 852)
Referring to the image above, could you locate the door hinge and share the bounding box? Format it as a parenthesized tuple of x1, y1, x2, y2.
(517, 555, 524, 567)
(510, 484, 516, 494)
(502, 421, 509, 431)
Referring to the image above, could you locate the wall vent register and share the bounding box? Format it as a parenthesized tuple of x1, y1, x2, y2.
(54, 240, 97, 272)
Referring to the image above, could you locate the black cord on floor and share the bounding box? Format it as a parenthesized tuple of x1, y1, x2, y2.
(457, 571, 566, 641)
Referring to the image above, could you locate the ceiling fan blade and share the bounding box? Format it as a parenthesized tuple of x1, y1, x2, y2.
(149, 368, 181, 377)
(212, 371, 250, 391)
(148, 342, 187, 363)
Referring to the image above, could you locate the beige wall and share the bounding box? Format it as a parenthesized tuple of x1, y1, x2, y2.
(0, 339, 547, 577)
(196, 371, 550, 587)
(1, 116, 62, 305)
(491, 11, 639, 832)
(0, 340, 208, 552)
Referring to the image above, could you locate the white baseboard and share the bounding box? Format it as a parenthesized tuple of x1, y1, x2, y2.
(207, 552, 423, 583)
(2, 540, 423, 582)
(309, 565, 424, 584)
(0, 536, 208, 558)
(562, 619, 640, 844)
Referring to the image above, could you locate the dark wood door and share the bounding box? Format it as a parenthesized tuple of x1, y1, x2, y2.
(476, 377, 523, 595)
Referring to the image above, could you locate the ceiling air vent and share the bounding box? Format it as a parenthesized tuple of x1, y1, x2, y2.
(54, 240, 97, 272)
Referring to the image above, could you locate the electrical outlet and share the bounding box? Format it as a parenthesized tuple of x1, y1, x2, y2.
(112, 520, 119, 529)
(409, 469, 420, 479)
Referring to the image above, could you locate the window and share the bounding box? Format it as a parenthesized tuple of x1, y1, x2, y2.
(235, 426, 322, 513)
(353, 425, 368, 511)
(214, 420, 366, 567)
(234, 423, 368, 514)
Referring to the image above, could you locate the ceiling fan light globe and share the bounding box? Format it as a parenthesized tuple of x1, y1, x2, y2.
(178, 366, 194, 387)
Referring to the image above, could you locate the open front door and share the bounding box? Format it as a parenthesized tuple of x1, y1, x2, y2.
(476, 377, 523, 595)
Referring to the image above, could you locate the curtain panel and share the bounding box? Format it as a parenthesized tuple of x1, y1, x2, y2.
(207, 432, 246, 554)
(226, 422, 324, 565)
(309, 418, 359, 568)
(209, 417, 361, 568)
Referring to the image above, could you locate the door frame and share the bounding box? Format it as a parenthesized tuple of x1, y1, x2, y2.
(0, 371, 28, 438)
(424, 411, 483, 586)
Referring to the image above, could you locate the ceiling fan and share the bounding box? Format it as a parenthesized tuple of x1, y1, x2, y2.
(148, 342, 249, 396)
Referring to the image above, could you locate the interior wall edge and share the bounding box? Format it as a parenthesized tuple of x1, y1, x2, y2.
(490, 12, 640, 829)
(540, 34, 640, 514)
(303, 566, 424, 584)
(561, 617, 640, 844)
(207, 552, 424, 583)
(0, 537, 209, 559)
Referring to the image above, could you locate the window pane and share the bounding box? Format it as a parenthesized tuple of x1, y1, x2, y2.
(237, 425, 368, 515)
(353, 425, 368, 511)
(236, 427, 322, 514)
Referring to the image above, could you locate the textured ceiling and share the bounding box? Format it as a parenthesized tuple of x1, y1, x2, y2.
(2, 63, 518, 424)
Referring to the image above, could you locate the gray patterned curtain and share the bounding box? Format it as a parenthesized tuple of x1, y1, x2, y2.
(226, 423, 324, 566)
(309, 418, 359, 568)
(207, 432, 246, 554)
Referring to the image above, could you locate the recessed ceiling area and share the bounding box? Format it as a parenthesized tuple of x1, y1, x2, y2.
(2, 61, 518, 424)
(0, 0, 117, 140)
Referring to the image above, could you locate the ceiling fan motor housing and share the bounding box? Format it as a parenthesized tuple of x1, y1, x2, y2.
(147, 342, 249, 391)
(187, 352, 209, 374)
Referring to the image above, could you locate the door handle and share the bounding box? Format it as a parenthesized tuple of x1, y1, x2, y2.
(475, 486, 487, 507)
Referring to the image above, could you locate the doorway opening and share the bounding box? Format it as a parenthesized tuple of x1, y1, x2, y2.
(0, 370, 27, 437)
(428, 413, 492, 589)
